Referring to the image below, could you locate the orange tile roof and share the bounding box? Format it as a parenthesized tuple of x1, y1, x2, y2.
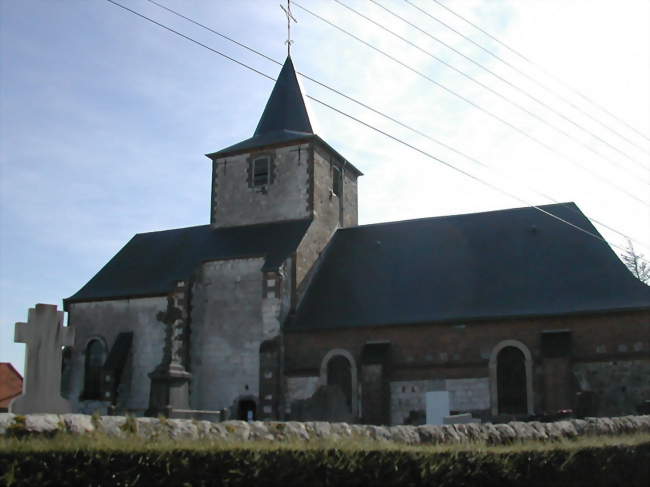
(0, 363, 23, 408)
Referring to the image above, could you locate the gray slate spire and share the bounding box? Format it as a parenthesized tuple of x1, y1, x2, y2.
(209, 56, 315, 157)
(254, 56, 313, 136)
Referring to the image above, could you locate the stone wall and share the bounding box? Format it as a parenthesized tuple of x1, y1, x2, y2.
(211, 143, 311, 228)
(447, 378, 490, 412)
(573, 360, 650, 416)
(66, 297, 167, 414)
(390, 380, 440, 425)
(295, 144, 358, 296)
(1, 413, 648, 446)
(190, 257, 272, 415)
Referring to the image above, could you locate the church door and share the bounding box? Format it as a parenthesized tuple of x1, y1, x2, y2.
(238, 399, 256, 421)
(497, 346, 527, 414)
(327, 355, 352, 409)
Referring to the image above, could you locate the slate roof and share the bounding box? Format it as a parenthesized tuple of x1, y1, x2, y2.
(289, 203, 650, 331)
(208, 56, 314, 157)
(64, 219, 311, 306)
(206, 57, 363, 176)
(254, 56, 313, 136)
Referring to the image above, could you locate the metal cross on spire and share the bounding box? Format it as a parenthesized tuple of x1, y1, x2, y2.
(280, 0, 297, 56)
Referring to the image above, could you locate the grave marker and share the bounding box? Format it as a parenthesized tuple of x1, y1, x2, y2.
(444, 413, 481, 424)
(425, 390, 450, 425)
(10, 304, 74, 414)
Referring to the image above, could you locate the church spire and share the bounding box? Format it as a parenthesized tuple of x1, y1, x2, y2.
(207, 55, 317, 158)
(253, 56, 313, 137)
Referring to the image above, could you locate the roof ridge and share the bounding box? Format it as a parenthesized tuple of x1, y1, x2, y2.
(135, 219, 313, 237)
(135, 224, 210, 236)
(338, 202, 579, 231)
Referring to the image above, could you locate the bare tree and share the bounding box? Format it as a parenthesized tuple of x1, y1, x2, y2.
(621, 239, 650, 284)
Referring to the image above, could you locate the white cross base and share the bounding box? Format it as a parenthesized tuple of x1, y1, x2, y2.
(10, 304, 75, 414)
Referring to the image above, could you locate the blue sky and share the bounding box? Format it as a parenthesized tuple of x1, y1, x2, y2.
(1, 0, 649, 375)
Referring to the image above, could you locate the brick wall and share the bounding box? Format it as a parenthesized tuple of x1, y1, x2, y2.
(285, 309, 650, 423)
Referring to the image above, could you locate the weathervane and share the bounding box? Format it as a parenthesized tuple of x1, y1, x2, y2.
(280, 0, 297, 56)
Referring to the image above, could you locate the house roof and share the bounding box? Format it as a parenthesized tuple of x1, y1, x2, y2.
(289, 203, 650, 331)
(0, 363, 23, 408)
(64, 219, 311, 307)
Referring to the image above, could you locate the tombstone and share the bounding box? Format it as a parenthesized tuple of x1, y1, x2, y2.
(575, 391, 597, 418)
(10, 304, 75, 414)
(425, 390, 450, 425)
(443, 413, 481, 425)
(635, 400, 650, 415)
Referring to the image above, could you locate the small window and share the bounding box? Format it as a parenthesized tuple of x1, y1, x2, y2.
(253, 157, 271, 187)
(332, 165, 342, 196)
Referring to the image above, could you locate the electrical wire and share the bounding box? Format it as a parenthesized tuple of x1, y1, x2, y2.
(405, 0, 650, 158)
(427, 0, 650, 146)
(364, 0, 650, 172)
(293, 1, 650, 208)
(104, 0, 650, 259)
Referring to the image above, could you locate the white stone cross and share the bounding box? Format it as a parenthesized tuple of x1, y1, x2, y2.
(10, 304, 75, 414)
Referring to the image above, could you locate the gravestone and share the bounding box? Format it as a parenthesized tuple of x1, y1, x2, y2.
(444, 413, 481, 424)
(10, 304, 75, 414)
(425, 390, 450, 425)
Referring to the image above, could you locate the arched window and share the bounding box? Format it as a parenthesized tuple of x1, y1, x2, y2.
(319, 349, 359, 418)
(327, 355, 352, 409)
(83, 339, 106, 400)
(497, 346, 527, 414)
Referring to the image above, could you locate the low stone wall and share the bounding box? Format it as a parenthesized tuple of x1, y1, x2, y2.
(1, 413, 649, 446)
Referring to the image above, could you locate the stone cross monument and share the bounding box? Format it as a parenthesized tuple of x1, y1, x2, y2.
(10, 304, 75, 414)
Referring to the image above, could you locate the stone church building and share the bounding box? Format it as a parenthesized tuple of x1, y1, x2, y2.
(63, 56, 650, 424)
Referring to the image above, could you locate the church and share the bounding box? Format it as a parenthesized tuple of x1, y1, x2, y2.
(62, 56, 650, 425)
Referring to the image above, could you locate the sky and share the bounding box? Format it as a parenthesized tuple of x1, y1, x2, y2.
(1, 0, 649, 376)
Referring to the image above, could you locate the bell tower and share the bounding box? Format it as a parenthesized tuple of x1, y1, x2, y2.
(206, 56, 362, 230)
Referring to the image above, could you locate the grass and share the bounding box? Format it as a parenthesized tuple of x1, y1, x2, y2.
(1, 431, 648, 455)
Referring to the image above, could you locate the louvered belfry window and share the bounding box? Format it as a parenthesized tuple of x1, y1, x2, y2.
(253, 156, 271, 186)
(332, 165, 342, 196)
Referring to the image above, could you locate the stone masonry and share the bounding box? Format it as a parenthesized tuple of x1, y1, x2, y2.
(1, 413, 649, 446)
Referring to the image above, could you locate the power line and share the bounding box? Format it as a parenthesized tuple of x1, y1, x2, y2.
(293, 1, 650, 208)
(427, 0, 650, 146)
(145, 0, 281, 66)
(406, 0, 650, 158)
(142, 0, 650, 251)
(104, 0, 650, 260)
(365, 0, 650, 173)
